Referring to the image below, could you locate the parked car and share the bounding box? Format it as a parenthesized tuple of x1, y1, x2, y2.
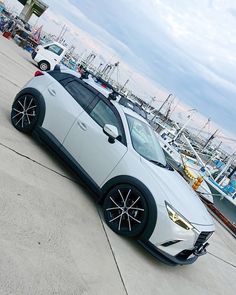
(32, 41, 67, 71)
(10, 65, 215, 265)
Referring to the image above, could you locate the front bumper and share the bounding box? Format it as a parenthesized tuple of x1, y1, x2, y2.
(138, 240, 209, 266)
(31, 51, 37, 60)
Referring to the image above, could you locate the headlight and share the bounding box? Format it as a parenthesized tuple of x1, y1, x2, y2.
(165, 202, 193, 230)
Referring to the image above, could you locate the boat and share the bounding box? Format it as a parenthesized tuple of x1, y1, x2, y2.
(158, 132, 214, 203)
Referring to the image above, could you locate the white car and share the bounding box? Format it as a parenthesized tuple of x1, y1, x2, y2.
(32, 42, 67, 71)
(10, 66, 215, 265)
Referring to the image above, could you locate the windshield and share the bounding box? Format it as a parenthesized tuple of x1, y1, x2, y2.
(126, 115, 167, 166)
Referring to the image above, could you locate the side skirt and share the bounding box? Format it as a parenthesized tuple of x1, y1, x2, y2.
(34, 127, 102, 200)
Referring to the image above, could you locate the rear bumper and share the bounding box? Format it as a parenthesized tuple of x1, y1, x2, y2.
(138, 240, 209, 266)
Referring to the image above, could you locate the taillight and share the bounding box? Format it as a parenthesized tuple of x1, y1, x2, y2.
(34, 71, 44, 77)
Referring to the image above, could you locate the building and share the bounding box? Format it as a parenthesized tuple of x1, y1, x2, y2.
(17, 0, 48, 22)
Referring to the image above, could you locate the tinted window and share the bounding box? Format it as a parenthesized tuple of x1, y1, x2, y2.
(90, 100, 125, 143)
(65, 80, 97, 109)
(48, 71, 74, 82)
(46, 44, 63, 56)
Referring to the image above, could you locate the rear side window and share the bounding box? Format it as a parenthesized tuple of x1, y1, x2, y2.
(48, 71, 74, 81)
(45, 44, 63, 56)
(65, 80, 97, 109)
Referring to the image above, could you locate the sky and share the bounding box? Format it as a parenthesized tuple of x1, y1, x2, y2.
(4, 0, 236, 151)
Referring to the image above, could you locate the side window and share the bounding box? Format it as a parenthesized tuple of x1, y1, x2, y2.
(65, 80, 96, 109)
(90, 100, 125, 144)
(45, 44, 63, 56)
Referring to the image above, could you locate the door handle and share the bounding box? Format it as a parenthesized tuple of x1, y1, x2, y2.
(48, 88, 56, 96)
(77, 120, 87, 131)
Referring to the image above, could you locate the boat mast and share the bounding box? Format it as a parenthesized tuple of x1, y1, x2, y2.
(203, 129, 219, 150)
(196, 118, 211, 138)
(151, 93, 172, 122)
(157, 93, 172, 114)
(173, 109, 196, 141)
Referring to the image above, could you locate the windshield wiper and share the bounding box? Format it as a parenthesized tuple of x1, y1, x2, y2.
(148, 159, 174, 171)
(148, 159, 167, 168)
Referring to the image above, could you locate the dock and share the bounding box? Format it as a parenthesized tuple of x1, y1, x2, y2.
(0, 35, 235, 295)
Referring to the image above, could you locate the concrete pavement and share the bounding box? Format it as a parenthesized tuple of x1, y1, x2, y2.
(0, 35, 235, 295)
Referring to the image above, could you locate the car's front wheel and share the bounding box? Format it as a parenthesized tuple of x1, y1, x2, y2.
(38, 60, 50, 71)
(103, 184, 148, 237)
(11, 94, 40, 133)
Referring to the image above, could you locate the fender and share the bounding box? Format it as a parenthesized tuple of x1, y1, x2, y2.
(101, 175, 157, 241)
(14, 87, 46, 128)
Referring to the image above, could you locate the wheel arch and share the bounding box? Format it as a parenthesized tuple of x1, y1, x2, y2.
(13, 87, 46, 128)
(101, 175, 158, 241)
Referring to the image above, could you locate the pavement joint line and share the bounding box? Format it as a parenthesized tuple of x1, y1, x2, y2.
(97, 207, 129, 295)
(0, 50, 33, 74)
(0, 141, 78, 184)
(0, 73, 21, 88)
(0, 140, 129, 293)
(207, 251, 236, 269)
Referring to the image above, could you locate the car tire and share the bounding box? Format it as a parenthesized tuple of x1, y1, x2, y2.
(103, 184, 148, 238)
(38, 60, 50, 71)
(11, 94, 40, 134)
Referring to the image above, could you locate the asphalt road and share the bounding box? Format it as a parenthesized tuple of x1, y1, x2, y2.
(0, 35, 235, 295)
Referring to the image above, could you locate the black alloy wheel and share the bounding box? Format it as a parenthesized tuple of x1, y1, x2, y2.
(103, 184, 148, 237)
(11, 94, 39, 133)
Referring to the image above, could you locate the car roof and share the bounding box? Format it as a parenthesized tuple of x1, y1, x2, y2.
(83, 76, 113, 98)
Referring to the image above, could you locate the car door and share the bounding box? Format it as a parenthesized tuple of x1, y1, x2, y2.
(42, 76, 97, 144)
(63, 96, 128, 186)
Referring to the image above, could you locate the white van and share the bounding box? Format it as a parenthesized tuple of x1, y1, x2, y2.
(32, 41, 67, 71)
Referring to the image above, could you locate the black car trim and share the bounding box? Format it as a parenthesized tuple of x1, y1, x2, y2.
(34, 127, 102, 199)
(14, 87, 46, 128)
(138, 240, 199, 266)
(101, 175, 157, 241)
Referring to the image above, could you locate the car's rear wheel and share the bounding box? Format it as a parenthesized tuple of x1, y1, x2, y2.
(103, 184, 148, 237)
(11, 94, 40, 133)
(39, 60, 50, 71)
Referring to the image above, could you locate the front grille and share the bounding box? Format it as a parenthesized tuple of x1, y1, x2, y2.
(194, 231, 213, 248)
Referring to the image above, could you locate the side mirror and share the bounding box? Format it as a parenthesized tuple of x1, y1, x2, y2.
(103, 124, 119, 144)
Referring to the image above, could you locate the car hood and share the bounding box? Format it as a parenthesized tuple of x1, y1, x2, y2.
(141, 158, 214, 226)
